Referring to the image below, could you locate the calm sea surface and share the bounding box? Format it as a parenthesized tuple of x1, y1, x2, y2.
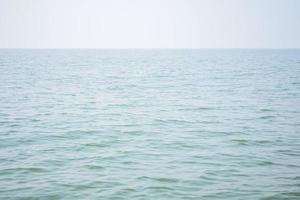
(0, 49, 300, 200)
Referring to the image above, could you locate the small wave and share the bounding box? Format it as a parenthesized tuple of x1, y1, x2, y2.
(154, 118, 195, 124)
(84, 165, 105, 170)
(259, 108, 273, 112)
(177, 107, 215, 111)
(147, 186, 174, 191)
(0, 167, 48, 174)
(261, 192, 300, 200)
(137, 176, 180, 183)
(232, 139, 249, 145)
(153, 177, 180, 183)
(257, 160, 275, 166)
(259, 115, 276, 120)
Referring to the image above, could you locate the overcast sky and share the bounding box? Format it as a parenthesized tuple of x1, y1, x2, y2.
(0, 0, 299, 48)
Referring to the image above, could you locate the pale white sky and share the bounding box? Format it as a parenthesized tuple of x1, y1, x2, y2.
(0, 0, 299, 48)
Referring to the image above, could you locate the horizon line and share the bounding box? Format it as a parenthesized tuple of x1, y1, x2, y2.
(0, 47, 300, 50)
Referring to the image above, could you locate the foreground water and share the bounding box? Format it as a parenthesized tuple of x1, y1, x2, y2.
(0, 49, 299, 199)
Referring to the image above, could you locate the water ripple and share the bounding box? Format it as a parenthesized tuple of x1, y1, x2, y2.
(0, 49, 299, 199)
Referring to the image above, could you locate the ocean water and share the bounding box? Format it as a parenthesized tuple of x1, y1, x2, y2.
(0, 49, 299, 200)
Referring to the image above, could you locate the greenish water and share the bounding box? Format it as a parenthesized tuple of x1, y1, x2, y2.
(0, 49, 300, 199)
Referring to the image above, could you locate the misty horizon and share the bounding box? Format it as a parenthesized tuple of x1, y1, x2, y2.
(1, 0, 300, 49)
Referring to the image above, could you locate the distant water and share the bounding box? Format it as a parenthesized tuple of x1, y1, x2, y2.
(0, 49, 300, 200)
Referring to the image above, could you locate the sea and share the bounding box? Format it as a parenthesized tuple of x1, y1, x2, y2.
(0, 49, 299, 199)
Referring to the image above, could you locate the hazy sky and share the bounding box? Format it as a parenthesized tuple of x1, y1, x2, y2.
(0, 0, 299, 48)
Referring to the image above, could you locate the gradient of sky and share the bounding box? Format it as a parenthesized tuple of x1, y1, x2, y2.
(0, 0, 299, 48)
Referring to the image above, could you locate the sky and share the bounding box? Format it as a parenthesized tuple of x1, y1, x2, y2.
(0, 0, 299, 48)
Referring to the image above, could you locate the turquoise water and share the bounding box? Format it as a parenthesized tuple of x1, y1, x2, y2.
(0, 49, 300, 199)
